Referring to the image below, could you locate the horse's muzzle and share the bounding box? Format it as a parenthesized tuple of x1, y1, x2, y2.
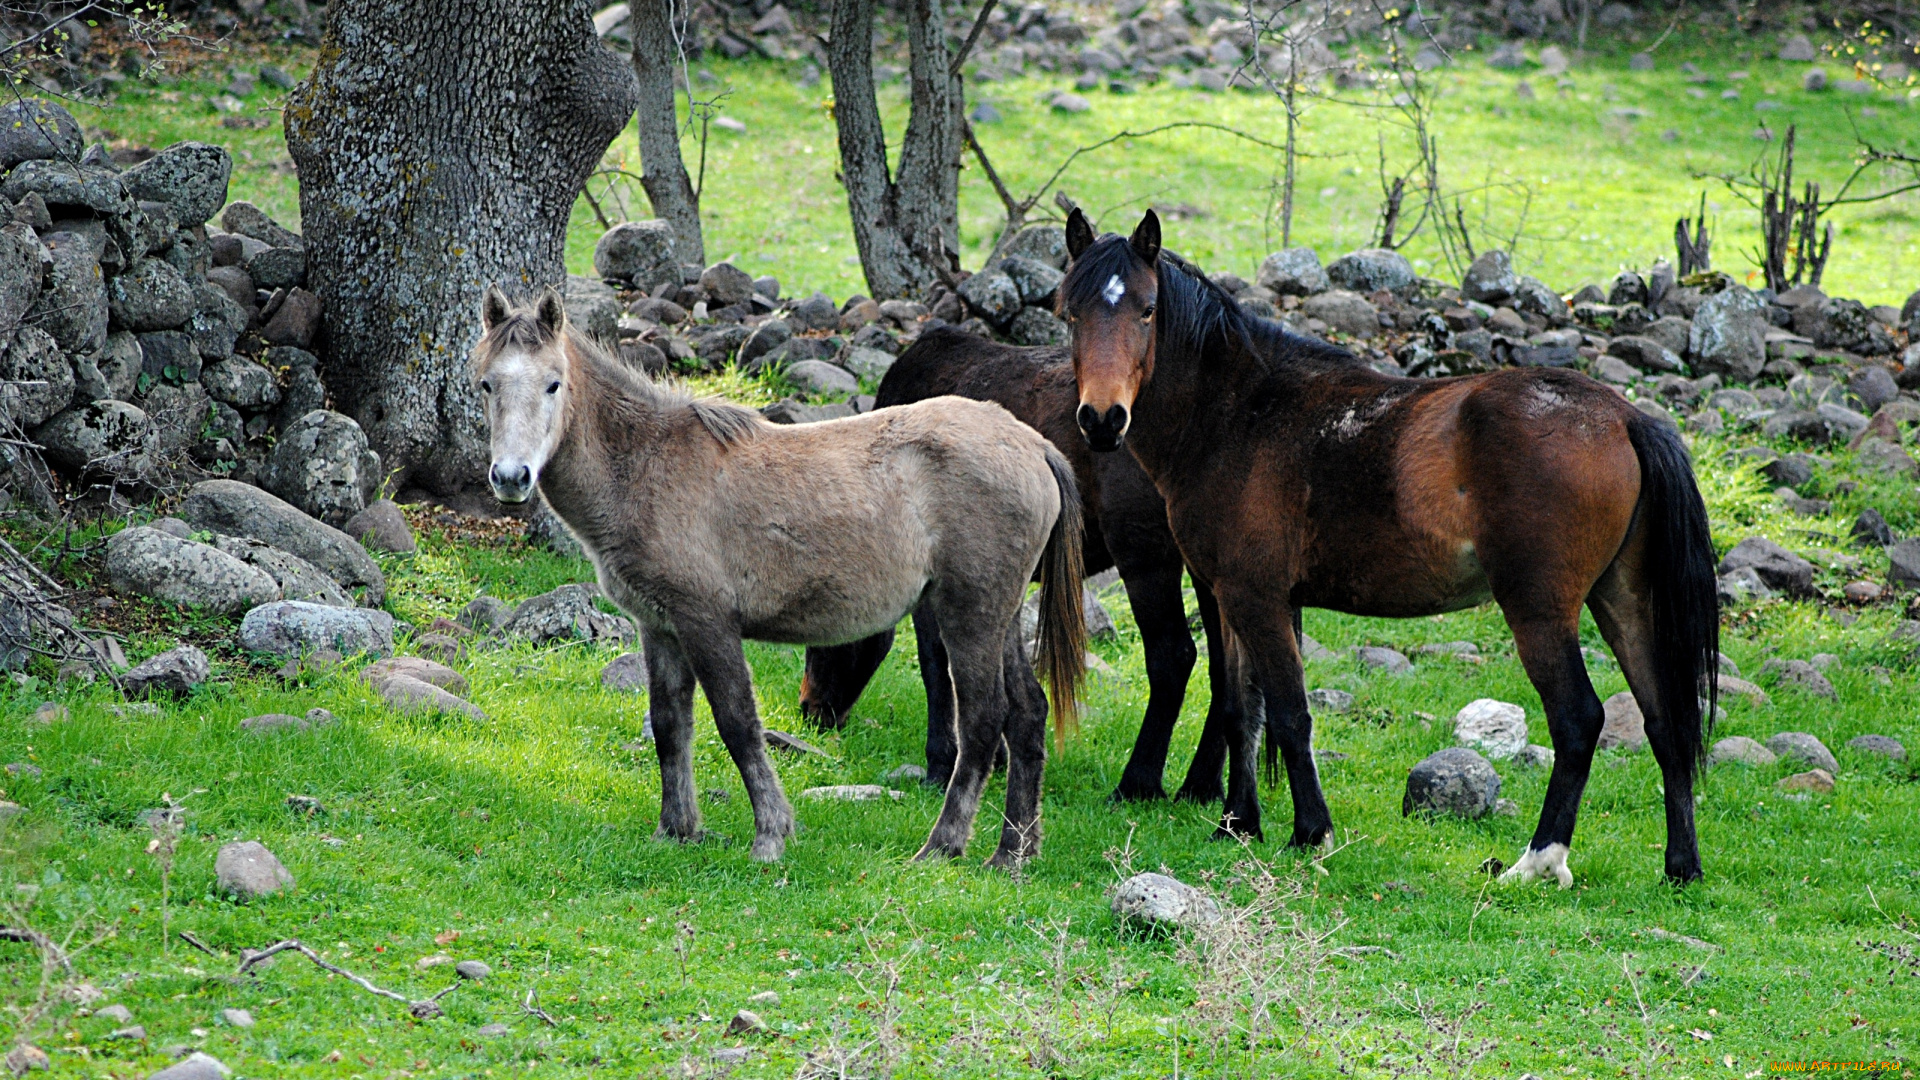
(489, 461, 533, 503)
(1077, 402, 1129, 452)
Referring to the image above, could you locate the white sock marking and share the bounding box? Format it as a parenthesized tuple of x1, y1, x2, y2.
(1500, 842, 1573, 889)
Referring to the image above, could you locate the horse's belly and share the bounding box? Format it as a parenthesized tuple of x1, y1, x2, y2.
(738, 567, 928, 646)
(1301, 539, 1493, 617)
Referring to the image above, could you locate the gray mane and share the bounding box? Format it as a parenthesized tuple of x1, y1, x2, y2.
(556, 323, 764, 447)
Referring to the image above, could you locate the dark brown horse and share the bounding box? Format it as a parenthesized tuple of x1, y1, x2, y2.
(797, 328, 1257, 803)
(1059, 209, 1719, 885)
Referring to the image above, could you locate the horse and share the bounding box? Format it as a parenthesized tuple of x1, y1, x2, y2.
(471, 285, 1086, 867)
(1058, 209, 1719, 886)
(795, 327, 1257, 804)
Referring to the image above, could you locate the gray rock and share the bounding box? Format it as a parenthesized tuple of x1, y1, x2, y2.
(75, 334, 142, 406)
(1002, 224, 1069, 269)
(123, 142, 231, 227)
(344, 499, 415, 554)
(0, 326, 73, 429)
(95, 1004, 133, 1024)
(1000, 256, 1063, 305)
(1597, 691, 1647, 750)
(1301, 290, 1378, 337)
(475, 1023, 511, 1038)
(595, 221, 679, 290)
(738, 318, 791, 367)
(785, 359, 857, 396)
(798, 783, 898, 800)
(1110, 871, 1220, 928)
(1256, 248, 1330, 296)
(1606, 271, 1647, 307)
(503, 583, 628, 645)
(136, 329, 200, 382)
(220, 1008, 254, 1029)
(700, 262, 755, 307)
(107, 258, 196, 332)
(246, 247, 306, 291)
(0, 159, 130, 216)
(1816, 401, 1870, 442)
(786, 293, 840, 332)
(1857, 439, 1917, 477)
(1706, 387, 1762, 419)
(106, 527, 280, 614)
(1766, 731, 1838, 772)
(459, 595, 513, 634)
(1688, 285, 1767, 382)
(1460, 250, 1518, 304)
(1607, 335, 1684, 373)
(204, 264, 254, 310)
(1590, 353, 1641, 385)
(1717, 536, 1814, 597)
(455, 959, 492, 980)
(0, 222, 44, 335)
(1352, 645, 1410, 673)
(265, 346, 327, 430)
(1453, 698, 1528, 759)
(199, 356, 281, 410)
(259, 286, 323, 349)
(1850, 367, 1899, 414)
(840, 345, 895, 382)
(559, 275, 618, 346)
(1706, 735, 1774, 767)
(215, 840, 291, 900)
(1402, 747, 1500, 819)
(1762, 660, 1838, 700)
(0, 98, 82, 168)
(33, 400, 155, 477)
(1512, 276, 1571, 324)
(212, 535, 353, 608)
(1847, 734, 1905, 761)
(1007, 306, 1070, 346)
(1325, 248, 1414, 294)
(601, 651, 647, 691)
(1717, 566, 1773, 604)
(1760, 452, 1815, 489)
(29, 228, 109, 355)
(1306, 688, 1354, 713)
(137, 380, 211, 458)
(240, 712, 312, 734)
(1795, 296, 1872, 351)
(1513, 744, 1556, 768)
(258, 410, 382, 526)
(187, 279, 247, 359)
(219, 201, 302, 250)
(120, 645, 211, 698)
(957, 269, 1022, 326)
(148, 1052, 231, 1080)
(239, 601, 395, 658)
(375, 672, 485, 719)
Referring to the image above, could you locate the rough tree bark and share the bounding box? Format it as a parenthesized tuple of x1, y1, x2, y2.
(285, 1, 637, 497)
(633, 0, 705, 265)
(827, 0, 965, 299)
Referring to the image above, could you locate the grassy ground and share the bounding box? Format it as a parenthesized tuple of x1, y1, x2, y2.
(63, 28, 1919, 309)
(3, 430, 1919, 1078)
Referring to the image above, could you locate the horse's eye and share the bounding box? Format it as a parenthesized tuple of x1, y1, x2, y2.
(546, 381, 561, 395)
(479, 380, 492, 394)
(1141, 303, 1156, 320)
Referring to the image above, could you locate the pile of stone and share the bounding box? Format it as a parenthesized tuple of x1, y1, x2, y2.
(0, 97, 378, 524)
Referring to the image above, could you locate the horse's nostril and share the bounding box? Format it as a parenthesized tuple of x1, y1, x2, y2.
(1076, 403, 1099, 432)
(1105, 404, 1129, 434)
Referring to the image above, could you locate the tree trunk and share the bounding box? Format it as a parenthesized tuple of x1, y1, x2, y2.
(633, 0, 705, 266)
(285, 0, 636, 497)
(827, 0, 964, 299)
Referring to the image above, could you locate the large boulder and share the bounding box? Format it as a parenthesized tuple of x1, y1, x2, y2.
(211, 536, 354, 608)
(1000, 256, 1064, 305)
(239, 600, 395, 658)
(1717, 536, 1814, 597)
(1110, 872, 1220, 928)
(502, 583, 630, 645)
(28, 227, 108, 355)
(1765, 731, 1838, 773)
(1688, 285, 1767, 382)
(179, 480, 387, 603)
(214, 840, 292, 900)
(122, 142, 232, 227)
(1002, 224, 1069, 269)
(957, 269, 1022, 326)
(0, 99, 82, 168)
(257, 410, 382, 526)
(106, 258, 196, 332)
(199, 356, 281, 410)
(1460, 250, 1517, 304)
(1402, 747, 1500, 818)
(1325, 248, 1414, 294)
(0, 159, 130, 216)
(593, 220, 679, 291)
(0, 327, 73, 429)
(1255, 248, 1329, 296)
(32, 400, 155, 477)
(120, 644, 211, 698)
(105, 527, 280, 614)
(1301, 290, 1378, 337)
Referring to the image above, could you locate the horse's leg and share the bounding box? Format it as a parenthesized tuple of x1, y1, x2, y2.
(643, 626, 702, 843)
(1173, 578, 1231, 803)
(799, 628, 896, 730)
(1497, 614, 1605, 890)
(1587, 562, 1703, 884)
(1221, 593, 1331, 845)
(672, 615, 795, 862)
(987, 620, 1050, 868)
(1110, 559, 1195, 802)
(914, 600, 1011, 861)
(912, 604, 961, 789)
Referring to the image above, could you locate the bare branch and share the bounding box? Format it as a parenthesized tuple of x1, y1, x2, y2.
(950, 0, 1000, 76)
(237, 940, 457, 1019)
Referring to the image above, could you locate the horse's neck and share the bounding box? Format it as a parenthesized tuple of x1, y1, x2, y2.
(1126, 319, 1264, 480)
(538, 364, 669, 548)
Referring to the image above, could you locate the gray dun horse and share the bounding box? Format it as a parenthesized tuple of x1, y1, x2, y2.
(471, 286, 1086, 867)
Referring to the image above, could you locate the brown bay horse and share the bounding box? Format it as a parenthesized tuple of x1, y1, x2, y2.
(797, 328, 1257, 803)
(1059, 210, 1719, 885)
(472, 286, 1085, 867)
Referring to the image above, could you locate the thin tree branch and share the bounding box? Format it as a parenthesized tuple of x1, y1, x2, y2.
(237, 940, 459, 1019)
(950, 0, 1000, 76)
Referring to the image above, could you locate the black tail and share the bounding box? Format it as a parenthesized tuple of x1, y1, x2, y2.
(1625, 416, 1720, 781)
(1034, 445, 1086, 749)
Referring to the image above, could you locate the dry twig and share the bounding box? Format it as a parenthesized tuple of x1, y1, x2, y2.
(237, 940, 458, 1019)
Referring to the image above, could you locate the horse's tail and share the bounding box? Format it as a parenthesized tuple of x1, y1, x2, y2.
(1624, 414, 1719, 780)
(1035, 444, 1087, 749)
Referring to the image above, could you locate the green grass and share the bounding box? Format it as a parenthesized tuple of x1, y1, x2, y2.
(62, 29, 1919, 309)
(3, 440, 1919, 1078)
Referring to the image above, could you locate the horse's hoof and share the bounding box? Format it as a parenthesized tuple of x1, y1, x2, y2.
(1663, 859, 1703, 886)
(1499, 843, 1573, 889)
(984, 849, 1027, 872)
(1108, 782, 1167, 804)
(749, 835, 786, 863)
(653, 826, 706, 845)
(1286, 826, 1329, 850)
(912, 841, 966, 862)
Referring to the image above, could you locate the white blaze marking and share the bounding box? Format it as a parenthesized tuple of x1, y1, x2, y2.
(1500, 842, 1573, 889)
(1102, 274, 1126, 306)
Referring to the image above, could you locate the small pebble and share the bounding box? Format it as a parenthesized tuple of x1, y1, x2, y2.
(1776, 768, 1835, 794)
(747, 990, 780, 1005)
(476, 1023, 511, 1038)
(455, 960, 492, 980)
(31, 702, 67, 724)
(416, 953, 453, 970)
(221, 1008, 254, 1029)
(108, 1025, 145, 1040)
(727, 1009, 768, 1035)
(95, 1004, 133, 1024)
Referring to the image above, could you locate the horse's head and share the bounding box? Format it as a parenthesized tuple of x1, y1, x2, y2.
(1058, 208, 1161, 452)
(472, 284, 572, 504)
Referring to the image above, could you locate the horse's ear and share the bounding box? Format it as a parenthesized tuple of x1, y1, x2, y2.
(1065, 207, 1095, 261)
(1130, 209, 1161, 265)
(535, 286, 567, 333)
(480, 284, 510, 332)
